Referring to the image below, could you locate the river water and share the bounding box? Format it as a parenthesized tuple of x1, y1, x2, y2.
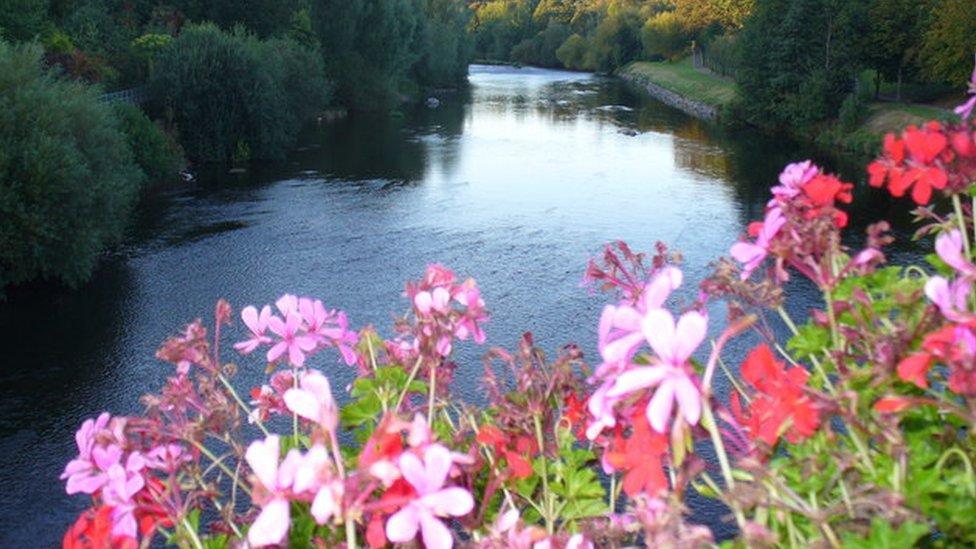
(0, 65, 922, 545)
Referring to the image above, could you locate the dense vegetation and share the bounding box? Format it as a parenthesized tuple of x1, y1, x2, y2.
(0, 41, 143, 290)
(0, 1, 474, 290)
(470, 0, 976, 132)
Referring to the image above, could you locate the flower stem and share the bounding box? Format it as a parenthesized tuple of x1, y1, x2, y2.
(394, 356, 424, 413)
(180, 516, 205, 549)
(217, 373, 270, 437)
(345, 515, 357, 549)
(954, 194, 972, 256)
(701, 401, 746, 529)
(427, 364, 437, 427)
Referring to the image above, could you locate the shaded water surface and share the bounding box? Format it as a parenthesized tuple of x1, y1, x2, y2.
(0, 65, 922, 545)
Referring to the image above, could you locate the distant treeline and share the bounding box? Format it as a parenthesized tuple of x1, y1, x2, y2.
(0, 0, 474, 291)
(470, 0, 976, 130)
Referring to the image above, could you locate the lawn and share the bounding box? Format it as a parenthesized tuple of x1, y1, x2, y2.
(618, 58, 737, 108)
(862, 102, 953, 135)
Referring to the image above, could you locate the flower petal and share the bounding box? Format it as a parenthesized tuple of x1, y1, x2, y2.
(385, 504, 420, 543)
(248, 497, 290, 547)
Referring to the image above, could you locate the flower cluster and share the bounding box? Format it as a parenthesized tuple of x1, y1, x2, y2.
(401, 264, 488, 359)
(897, 230, 976, 395)
(730, 160, 857, 285)
(868, 120, 976, 205)
(730, 344, 820, 448)
(236, 295, 359, 368)
(59, 61, 976, 549)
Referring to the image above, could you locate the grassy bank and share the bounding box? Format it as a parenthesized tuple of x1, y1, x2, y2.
(618, 58, 736, 108)
(618, 58, 953, 158)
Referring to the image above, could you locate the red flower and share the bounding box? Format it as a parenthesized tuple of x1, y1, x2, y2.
(896, 352, 934, 389)
(732, 345, 820, 446)
(898, 325, 976, 395)
(63, 506, 137, 549)
(868, 124, 954, 205)
(874, 396, 919, 414)
(476, 424, 537, 480)
(605, 414, 669, 498)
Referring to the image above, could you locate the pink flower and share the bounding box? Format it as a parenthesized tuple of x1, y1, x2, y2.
(246, 435, 301, 547)
(267, 313, 318, 367)
(597, 267, 683, 372)
(605, 309, 707, 432)
(235, 305, 272, 354)
(935, 230, 976, 276)
(283, 370, 338, 432)
(730, 207, 786, 280)
(925, 276, 973, 322)
(385, 445, 474, 549)
(954, 55, 976, 120)
(291, 445, 344, 525)
(62, 413, 114, 494)
(100, 453, 147, 538)
(771, 160, 818, 201)
(144, 444, 191, 473)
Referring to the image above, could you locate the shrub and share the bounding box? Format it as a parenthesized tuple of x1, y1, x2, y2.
(641, 11, 689, 61)
(112, 103, 185, 183)
(0, 41, 143, 289)
(149, 24, 329, 163)
(556, 33, 589, 70)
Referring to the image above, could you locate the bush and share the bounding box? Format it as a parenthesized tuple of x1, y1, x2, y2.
(556, 33, 589, 70)
(642, 11, 689, 61)
(150, 24, 330, 162)
(0, 41, 143, 289)
(112, 103, 185, 183)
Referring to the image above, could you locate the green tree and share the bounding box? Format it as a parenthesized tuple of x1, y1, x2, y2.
(641, 10, 689, 60)
(0, 41, 143, 289)
(0, 0, 49, 41)
(918, 0, 976, 85)
(150, 24, 329, 162)
(865, 0, 930, 98)
(737, 0, 869, 131)
(112, 103, 185, 183)
(412, 0, 474, 88)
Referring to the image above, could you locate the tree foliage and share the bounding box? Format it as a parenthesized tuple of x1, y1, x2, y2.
(0, 41, 143, 289)
(918, 0, 976, 85)
(737, 0, 869, 131)
(149, 24, 330, 162)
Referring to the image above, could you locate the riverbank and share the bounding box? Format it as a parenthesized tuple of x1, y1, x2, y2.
(617, 58, 952, 157)
(617, 59, 734, 121)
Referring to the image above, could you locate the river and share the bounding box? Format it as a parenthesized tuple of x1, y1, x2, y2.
(0, 64, 922, 545)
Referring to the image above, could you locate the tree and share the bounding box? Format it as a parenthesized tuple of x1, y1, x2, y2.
(150, 24, 329, 161)
(737, 0, 869, 131)
(0, 0, 49, 42)
(0, 41, 143, 289)
(865, 0, 930, 99)
(918, 0, 976, 85)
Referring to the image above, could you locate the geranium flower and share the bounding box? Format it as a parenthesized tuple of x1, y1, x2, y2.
(898, 324, 976, 395)
(597, 266, 683, 372)
(385, 444, 474, 549)
(245, 435, 301, 547)
(770, 160, 818, 201)
(604, 413, 669, 497)
(605, 308, 707, 432)
(731, 345, 819, 446)
(730, 207, 786, 280)
(267, 312, 318, 367)
(935, 230, 976, 277)
(235, 305, 272, 354)
(284, 369, 338, 432)
(100, 453, 147, 538)
(64, 506, 137, 549)
(955, 56, 976, 120)
(62, 413, 115, 495)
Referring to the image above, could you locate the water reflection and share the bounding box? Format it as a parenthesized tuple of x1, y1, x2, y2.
(0, 64, 923, 545)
